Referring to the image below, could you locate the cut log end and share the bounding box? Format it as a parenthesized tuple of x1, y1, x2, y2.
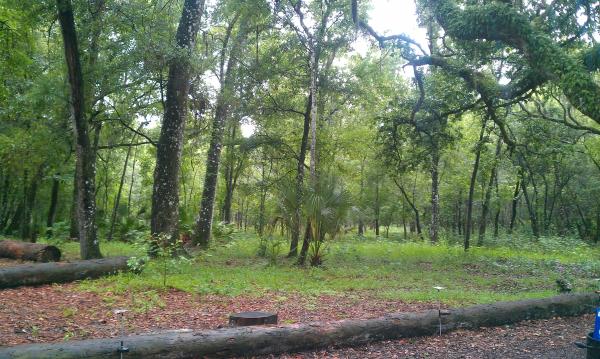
(229, 311, 278, 326)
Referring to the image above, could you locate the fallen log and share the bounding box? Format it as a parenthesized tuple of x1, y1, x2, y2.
(0, 293, 595, 359)
(0, 240, 61, 262)
(0, 256, 129, 288)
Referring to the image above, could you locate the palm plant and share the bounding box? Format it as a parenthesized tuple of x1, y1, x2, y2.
(303, 175, 351, 265)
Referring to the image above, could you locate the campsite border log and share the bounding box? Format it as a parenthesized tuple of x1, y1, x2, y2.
(0, 293, 595, 359)
(0, 256, 130, 288)
(0, 240, 61, 262)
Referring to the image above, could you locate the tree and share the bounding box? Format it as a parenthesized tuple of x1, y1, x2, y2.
(151, 0, 205, 247)
(56, 0, 102, 259)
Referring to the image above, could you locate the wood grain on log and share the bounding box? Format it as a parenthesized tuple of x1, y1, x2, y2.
(0, 256, 129, 288)
(0, 240, 61, 262)
(0, 293, 595, 359)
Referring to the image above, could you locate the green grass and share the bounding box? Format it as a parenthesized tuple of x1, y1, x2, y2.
(68, 230, 600, 306)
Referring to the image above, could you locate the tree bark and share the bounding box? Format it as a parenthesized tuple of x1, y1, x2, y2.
(0, 293, 594, 359)
(394, 179, 422, 237)
(46, 174, 60, 238)
(193, 14, 245, 248)
(108, 135, 135, 241)
(478, 138, 502, 246)
(150, 0, 205, 246)
(429, 147, 440, 243)
(289, 96, 312, 257)
(0, 256, 129, 288)
(56, 0, 102, 259)
(465, 118, 487, 251)
(0, 240, 61, 262)
(297, 219, 311, 266)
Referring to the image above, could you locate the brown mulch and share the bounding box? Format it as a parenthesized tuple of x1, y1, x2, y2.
(0, 283, 435, 346)
(258, 314, 593, 359)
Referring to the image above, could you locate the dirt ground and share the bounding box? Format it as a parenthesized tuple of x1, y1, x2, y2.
(0, 283, 436, 346)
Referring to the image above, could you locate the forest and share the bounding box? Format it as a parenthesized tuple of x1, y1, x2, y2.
(0, 0, 600, 357)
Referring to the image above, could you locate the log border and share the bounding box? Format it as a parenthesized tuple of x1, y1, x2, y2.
(0, 256, 130, 288)
(0, 293, 596, 359)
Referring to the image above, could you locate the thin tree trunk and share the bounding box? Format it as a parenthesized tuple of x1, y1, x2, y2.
(69, 167, 79, 240)
(298, 219, 311, 266)
(509, 176, 521, 234)
(151, 0, 205, 247)
(465, 118, 487, 251)
(394, 179, 422, 237)
(374, 178, 380, 236)
(107, 136, 134, 241)
(21, 166, 45, 242)
(127, 146, 138, 216)
(429, 147, 440, 243)
(194, 15, 246, 247)
(56, 0, 101, 259)
(521, 180, 540, 238)
(289, 96, 312, 257)
(46, 174, 60, 238)
(478, 138, 502, 246)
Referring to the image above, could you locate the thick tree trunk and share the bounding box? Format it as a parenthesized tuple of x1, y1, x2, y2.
(46, 174, 60, 238)
(0, 256, 129, 288)
(56, 0, 101, 259)
(151, 0, 205, 246)
(0, 240, 61, 262)
(0, 293, 594, 359)
(465, 118, 487, 251)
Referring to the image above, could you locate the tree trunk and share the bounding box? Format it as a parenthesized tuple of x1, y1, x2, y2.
(69, 164, 79, 240)
(0, 293, 594, 359)
(297, 219, 311, 266)
(395, 179, 422, 237)
(508, 177, 521, 234)
(0, 256, 129, 288)
(429, 147, 440, 243)
(127, 146, 138, 216)
(521, 180, 540, 238)
(150, 0, 205, 246)
(478, 138, 502, 246)
(465, 118, 487, 251)
(0, 240, 61, 262)
(221, 125, 237, 224)
(56, 0, 102, 259)
(374, 178, 380, 236)
(46, 174, 60, 238)
(21, 167, 45, 242)
(194, 15, 245, 248)
(108, 136, 134, 241)
(289, 96, 312, 257)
